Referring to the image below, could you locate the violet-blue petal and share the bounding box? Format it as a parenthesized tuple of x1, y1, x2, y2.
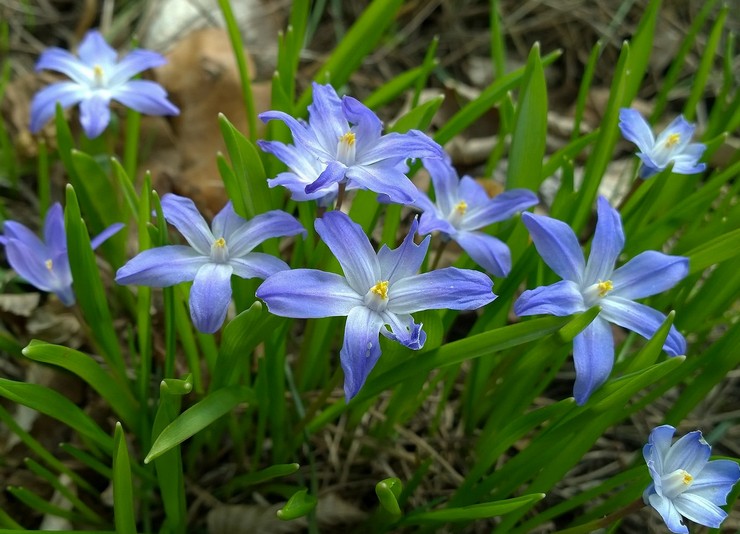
(189, 263, 233, 333)
(160, 194, 214, 255)
(227, 210, 305, 257)
(43, 204, 66, 249)
(258, 140, 322, 185)
(259, 110, 330, 159)
(645, 425, 676, 473)
(672, 494, 727, 529)
(671, 152, 706, 175)
(342, 95, 382, 145)
(229, 253, 289, 280)
(315, 211, 379, 294)
(610, 251, 688, 299)
(572, 316, 614, 405)
(514, 280, 586, 317)
(647, 494, 688, 534)
(3, 221, 46, 251)
(462, 188, 538, 229)
(638, 154, 662, 178)
(417, 210, 455, 236)
(662, 431, 711, 474)
(377, 219, 429, 284)
(619, 108, 654, 152)
(77, 30, 118, 66)
(423, 157, 458, 215)
(210, 202, 242, 241)
(256, 269, 362, 318)
(690, 460, 740, 504)
(345, 163, 418, 205)
(359, 130, 442, 165)
(456, 176, 490, 210)
(4, 237, 56, 291)
(521, 212, 585, 285)
(90, 222, 124, 250)
(583, 196, 624, 284)
(29, 82, 86, 133)
(270, 171, 338, 204)
(340, 305, 384, 401)
(388, 267, 495, 314)
(115, 246, 208, 286)
(107, 50, 167, 86)
(455, 230, 511, 277)
(54, 282, 76, 307)
(600, 297, 686, 356)
(79, 93, 111, 138)
(380, 312, 426, 350)
(112, 80, 179, 115)
(656, 115, 695, 152)
(305, 160, 347, 194)
(307, 82, 347, 153)
(35, 48, 90, 84)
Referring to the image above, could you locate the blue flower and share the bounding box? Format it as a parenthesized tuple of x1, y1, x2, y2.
(0, 203, 123, 306)
(258, 82, 444, 205)
(256, 211, 496, 400)
(414, 156, 538, 277)
(618, 109, 706, 179)
(30, 29, 179, 138)
(643, 425, 740, 533)
(116, 194, 305, 333)
(514, 196, 688, 404)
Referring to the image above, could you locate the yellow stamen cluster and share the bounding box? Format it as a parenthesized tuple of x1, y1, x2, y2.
(455, 200, 468, 214)
(370, 280, 389, 300)
(339, 132, 356, 146)
(665, 133, 680, 148)
(597, 280, 614, 297)
(682, 471, 693, 485)
(45, 259, 53, 271)
(214, 237, 227, 248)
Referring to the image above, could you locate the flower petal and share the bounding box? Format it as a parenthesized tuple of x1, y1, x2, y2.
(115, 246, 207, 286)
(35, 48, 91, 84)
(2, 221, 46, 252)
(611, 251, 688, 299)
(380, 311, 426, 350)
(572, 316, 613, 405)
(514, 280, 586, 317)
(210, 202, 243, 240)
(189, 263, 233, 333)
(521, 212, 585, 284)
(229, 253, 289, 280)
(647, 493, 688, 534)
(656, 115, 695, 152)
(417, 210, 455, 235)
(29, 82, 86, 133)
(4, 237, 56, 291)
(690, 459, 740, 505)
(307, 83, 349, 154)
(377, 218, 429, 284)
(77, 30, 118, 66)
(160, 194, 214, 255)
(455, 230, 512, 277)
(91, 223, 124, 250)
(259, 110, 330, 160)
(227, 210, 306, 257)
(107, 49, 167, 85)
(111, 80, 179, 115)
(43, 204, 66, 250)
(345, 163, 418, 205)
(342, 95, 382, 146)
(644, 425, 677, 474)
(599, 296, 686, 356)
(583, 196, 624, 285)
(389, 267, 495, 314)
(340, 306, 384, 401)
(256, 269, 362, 318)
(662, 431, 711, 475)
(423, 156, 458, 215)
(619, 108, 655, 153)
(305, 160, 347, 194)
(315, 211, 379, 294)
(462, 188, 538, 229)
(358, 129, 443, 166)
(673, 493, 727, 529)
(79, 93, 111, 138)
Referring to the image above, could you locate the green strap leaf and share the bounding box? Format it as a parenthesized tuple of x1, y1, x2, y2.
(401, 494, 545, 524)
(113, 423, 137, 534)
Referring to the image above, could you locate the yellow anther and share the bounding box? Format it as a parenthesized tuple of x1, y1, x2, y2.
(45, 259, 53, 270)
(665, 133, 680, 148)
(339, 132, 356, 146)
(455, 200, 468, 214)
(597, 280, 614, 297)
(682, 471, 693, 485)
(214, 237, 226, 248)
(370, 280, 389, 300)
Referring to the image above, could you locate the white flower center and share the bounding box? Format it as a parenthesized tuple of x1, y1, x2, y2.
(45, 259, 53, 271)
(447, 200, 468, 228)
(92, 65, 106, 88)
(660, 469, 693, 500)
(336, 131, 357, 165)
(583, 279, 613, 306)
(210, 237, 230, 263)
(363, 280, 389, 312)
(664, 133, 680, 148)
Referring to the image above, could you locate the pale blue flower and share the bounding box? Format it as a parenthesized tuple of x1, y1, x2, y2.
(414, 156, 538, 276)
(258, 82, 444, 205)
(514, 196, 688, 404)
(30, 29, 179, 138)
(619, 109, 706, 179)
(116, 194, 305, 333)
(256, 211, 496, 400)
(643, 425, 740, 533)
(0, 203, 123, 306)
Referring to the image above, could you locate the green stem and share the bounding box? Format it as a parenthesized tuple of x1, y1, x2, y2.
(430, 238, 448, 270)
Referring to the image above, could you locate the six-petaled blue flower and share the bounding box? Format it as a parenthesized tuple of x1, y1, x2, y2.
(414, 156, 538, 277)
(643, 425, 740, 533)
(115, 194, 305, 333)
(256, 210, 497, 400)
(514, 196, 688, 404)
(258, 82, 444, 205)
(618, 108, 706, 179)
(30, 29, 179, 138)
(0, 203, 123, 306)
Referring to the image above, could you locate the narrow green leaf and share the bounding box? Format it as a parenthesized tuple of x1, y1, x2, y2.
(376, 478, 403, 516)
(401, 494, 545, 524)
(276, 489, 317, 521)
(225, 463, 301, 493)
(389, 96, 445, 134)
(146, 385, 256, 463)
(113, 423, 136, 534)
(621, 0, 660, 105)
(687, 228, 740, 274)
